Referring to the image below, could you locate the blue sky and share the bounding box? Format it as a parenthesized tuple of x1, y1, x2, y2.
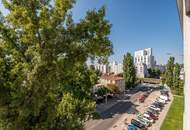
(0, 0, 183, 64)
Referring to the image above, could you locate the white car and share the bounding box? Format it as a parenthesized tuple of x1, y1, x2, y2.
(160, 95, 169, 101)
(149, 105, 161, 111)
(157, 98, 166, 104)
(143, 116, 154, 123)
(148, 106, 160, 112)
(136, 118, 150, 127)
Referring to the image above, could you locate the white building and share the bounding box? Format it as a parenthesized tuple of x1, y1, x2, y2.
(177, 0, 190, 130)
(134, 48, 156, 69)
(180, 68, 185, 80)
(94, 64, 109, 74)
(135, 63, 149, 78)
(109, 61, 123, 74)
(99, 74, 125, 92)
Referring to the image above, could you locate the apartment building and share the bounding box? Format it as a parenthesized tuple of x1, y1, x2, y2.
(94, 63, 109, 74)
(109, 61, 123, 74)
(177, 0, 190, 130)
(134, 48, 156, 69)
(135, 63, 149, 78)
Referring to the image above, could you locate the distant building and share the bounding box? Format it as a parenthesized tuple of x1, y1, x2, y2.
(109, 61, 123, 74)
(154, 65, 166, 73)
(135, 63, 149, 78)
(99, 74, 125, 92)
(134, 48, 156, 69)
(94, 63, 109, 74)
(180, 68, 185, 80)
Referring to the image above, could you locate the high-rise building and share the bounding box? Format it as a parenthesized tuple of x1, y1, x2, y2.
(109, 61, 123, 74)
(177, 0, 190, 129)
(134, 48, 156, 69)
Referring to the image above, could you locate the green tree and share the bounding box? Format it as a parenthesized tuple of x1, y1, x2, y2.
(147, 68, 161, 79)
(96, 86, 110, 96)
(173, 63, 181, 89)
(106, 84, 119, 94)
(123, 53, 136, 89)
(173, 63, 183, 95)
(165, 57, 175, 88)
(0, 1, 112, 130)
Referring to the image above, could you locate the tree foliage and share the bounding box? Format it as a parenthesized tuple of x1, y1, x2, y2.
(164, 57, 183, 95)
(173, 63, 183, 95)
(165, 57, 175, 88)
(0, 0, 112, 129)
(107, 84, 119, 94)
(147, 68, 161, 79)
(123, 52, 136, 89)
(96, 86, 110, 96)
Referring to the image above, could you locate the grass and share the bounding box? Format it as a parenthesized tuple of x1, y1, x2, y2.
(161, 96, 184, 130)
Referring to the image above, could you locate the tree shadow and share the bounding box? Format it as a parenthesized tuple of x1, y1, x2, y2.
(99, 101, 139, 119)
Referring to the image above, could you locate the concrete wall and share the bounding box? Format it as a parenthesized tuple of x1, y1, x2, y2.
(177, 0, 190, 129)
(183, 0, 190, 129)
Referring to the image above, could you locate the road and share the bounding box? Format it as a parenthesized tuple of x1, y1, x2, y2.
(85, 91, 143, 130)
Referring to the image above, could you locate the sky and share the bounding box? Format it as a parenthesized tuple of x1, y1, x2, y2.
(0, 0, 183, 65)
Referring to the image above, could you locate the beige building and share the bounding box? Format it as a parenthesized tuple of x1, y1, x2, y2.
(177, 0, 190, 130)
(99, 74, 125, 92)
(135, 63, 149, 78)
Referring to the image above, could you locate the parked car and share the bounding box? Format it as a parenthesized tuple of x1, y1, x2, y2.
(143, 114, 155, 123)
(127, 124, 137, 130)
(137, 118, 151, 127)
(144, 112, 158, 120)
(147, 108, 159, 115)
(148, 106, 160, 113)
(156, 98, 167, 104)
(137, 115, 153, 125)
(139, 95, 146, 103)
(149, 105, 161, 111)
(160, 90, 169, 96)
(152, 101, 164, 108)
(160, 95, 169, 101)
(131, 119, 147, 130)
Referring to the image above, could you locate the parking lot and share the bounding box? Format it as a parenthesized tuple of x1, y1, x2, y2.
(108, 84, 173, 130)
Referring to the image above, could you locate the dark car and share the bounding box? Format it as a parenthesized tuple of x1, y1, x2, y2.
(139, 95, 146, 103)
(148, 107, 160, 113)
(147, 108, 159, 115)
(152, 102, 164, 109)
(145, 112, 158, 120)
(131, 119, 147, 130)
(154, 101, 165, 107)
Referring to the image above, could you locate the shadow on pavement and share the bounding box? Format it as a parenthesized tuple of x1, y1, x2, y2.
(100, 101, 139, 119)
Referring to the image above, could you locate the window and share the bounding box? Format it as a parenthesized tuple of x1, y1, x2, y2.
(186, 0, 190, 16)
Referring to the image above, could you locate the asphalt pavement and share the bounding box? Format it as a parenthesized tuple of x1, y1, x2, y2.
(85, 90, 143, 130)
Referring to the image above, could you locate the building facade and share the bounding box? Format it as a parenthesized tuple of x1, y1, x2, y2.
(99, 74, 125, 92)
(134, 48, 156, 69)
(135, 63, 149, 78)
(109, 61, 123, 74)
(94, 63, 109, 74)
(177, 0, 190, 130)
